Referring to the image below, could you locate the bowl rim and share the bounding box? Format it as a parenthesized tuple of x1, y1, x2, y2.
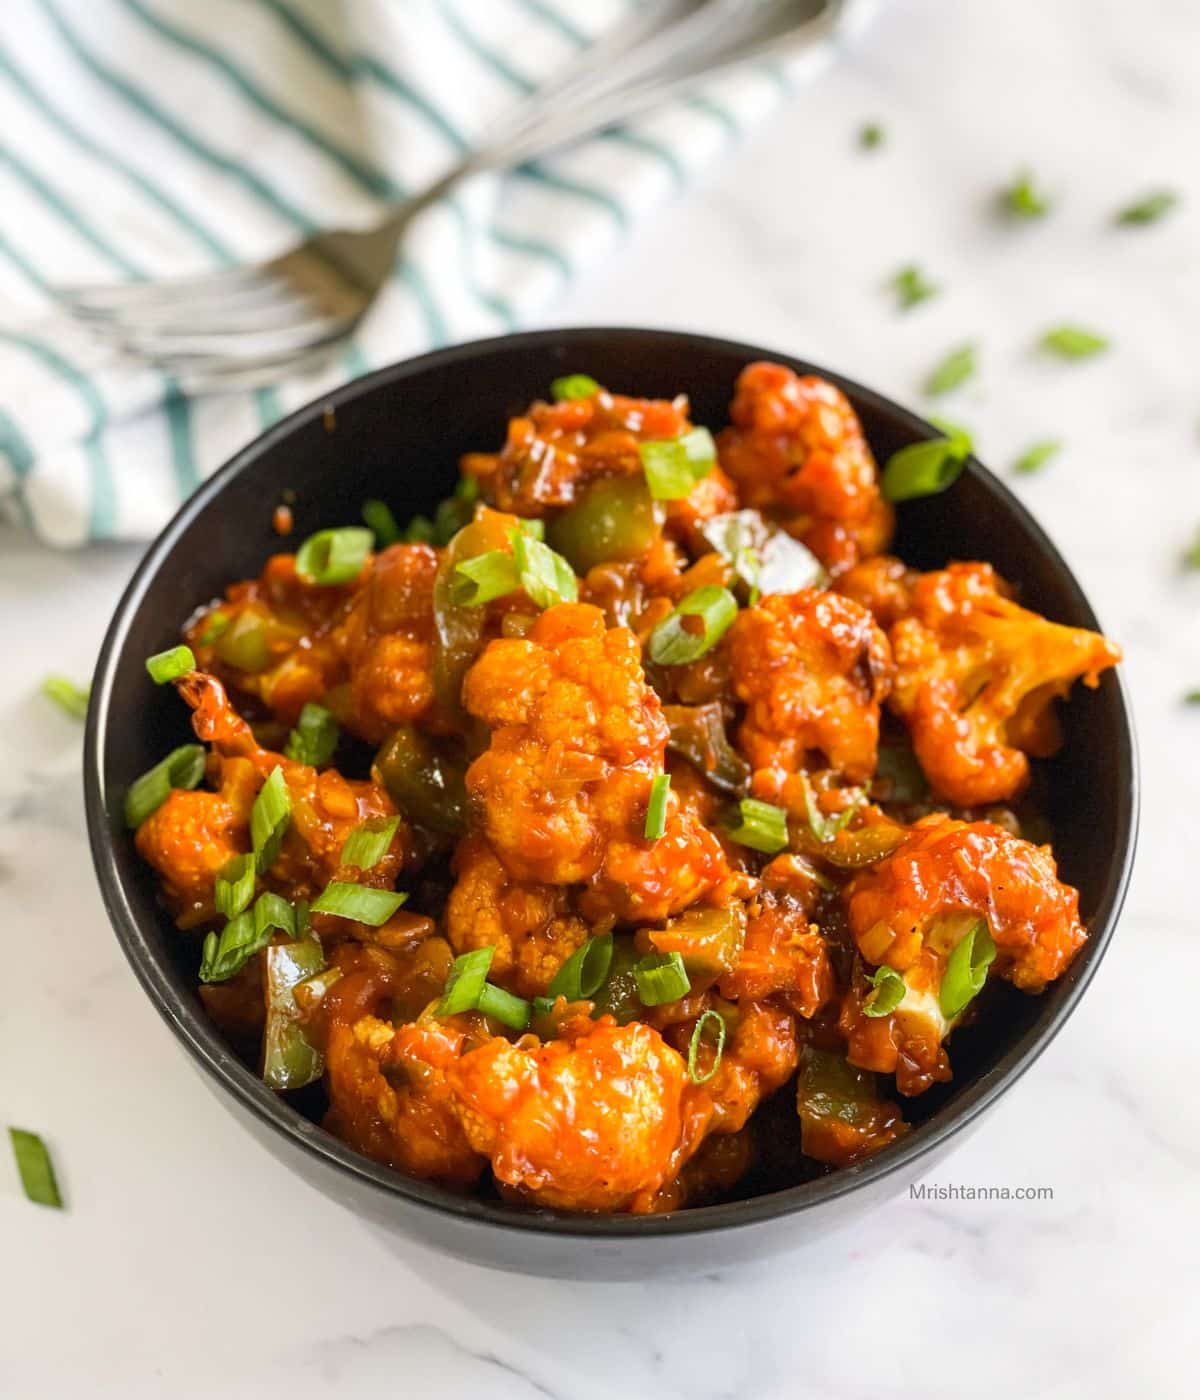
(84, 326, 1139, 1240)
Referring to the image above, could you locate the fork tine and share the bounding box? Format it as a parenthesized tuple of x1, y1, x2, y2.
(75, 283, 322, 335)
(61, 262, 279, 312)
(110, 312, 357, 365)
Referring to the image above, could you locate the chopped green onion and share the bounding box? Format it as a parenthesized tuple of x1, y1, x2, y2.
(251, 766, 292, 872)
(41, 675, 89, 720)
(1000, 169, 1050, 219)
(310, 881, 407, 925)
(799, 775, 864, 843)
(881, 424, 973, 502)
(197, 612, 230, 645)
(644, 773, 671, 841)
(253, 891, 296, 941)
(478, 983, 532, 1031)
(686, 1009, 727, 1084)
(404, 514, 437, 544)
(863, 964, 906, 1017)
(531, 995, 556, 1017)
(1115, 190, 1178, 226)
(214, 852, 256, 919)
(456, 475, 480, 505)
(511, 528, 578, 608)
(438, 947, 495, 1016)
(262, 939, 326, 1091)
(634, 950, 690, 1006)
(648, 585, 738, 666)
(551, 373, 600, 401)
(452, 549, 520, 606)
(924, 343, 977, 396)
(199, 909, 267, 983)
(1185, 690, 1200, 705)
(1183, 529, 1200, 570)
(295, 526, 373, 585)
(515, 517, 546, 541)
(123, 744, 206, 828)
(639, 427, 717, 500)
(1013, 439, 1063, 475)
(859, 121, 884, 149)
(8, 1128, 62, 1208)
(723, 797, 789, 855)
(892, 264, 938, 310)
(939, 919, 997, 1019)
(548, 932, 614, 1002)
(283, 702, 339, 767)
(340, 815, 401, 870)
(362, 499, 401, 546)
(1039, 325, 1109, 359)
(145, 645, 195, 683)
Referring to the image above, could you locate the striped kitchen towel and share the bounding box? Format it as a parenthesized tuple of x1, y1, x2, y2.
(0, 0, 877, 546)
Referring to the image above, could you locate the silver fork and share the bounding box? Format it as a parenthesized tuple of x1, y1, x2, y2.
(62, 0, 857, 394)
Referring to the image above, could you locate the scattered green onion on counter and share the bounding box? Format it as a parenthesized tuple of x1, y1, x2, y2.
(9, 1128, 62, 1209)
(41, 675, 90, 720)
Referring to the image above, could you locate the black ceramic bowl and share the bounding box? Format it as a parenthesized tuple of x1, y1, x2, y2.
(84, 328, 1137, 1279)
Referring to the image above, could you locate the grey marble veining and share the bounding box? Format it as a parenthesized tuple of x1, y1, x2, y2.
(3, 1, 1199, 1395)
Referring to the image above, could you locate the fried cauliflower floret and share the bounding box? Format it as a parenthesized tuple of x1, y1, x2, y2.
(701, 1000, 800, 1134)
(718, 891, 836, 1018)
(445, 834, 589, 997)
(462, 387, 691, 515)
(727, 589, 893, 782)
(135, 787, 247, 927)
(463, 603, 731, 919)
(717, 362, 894, 573)
(836, 554, 918, 630)
(324, 1015, 484, 1185)
(889, 563, 1121, 806)
(447, 1017, 697, 1212)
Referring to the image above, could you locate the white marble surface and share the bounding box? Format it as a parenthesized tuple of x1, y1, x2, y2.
(3, 0, 1199, 1395)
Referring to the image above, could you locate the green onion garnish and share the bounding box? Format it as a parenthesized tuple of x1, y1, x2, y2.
(199, 910, 264, 983)
(452, 549, 521, 606)
(295, 526, 373, 585)
(511, 528, 578, 608)
(881, 423, 973, 502)
(648, 585, 738, 666)
(283, 702, 339, 767)
(1039, 325, 1109, 359)
(800, 775, 864, 843)
(9, 1128, 62, 1208)
(1012, 439, 1063, 475)
(924, 343, 977, 396)
(633, 950, 690, 1006)
(939, 918, 997, 1019)
(1184, 529, 1200, 570)
(644, 774, 671, 841)
(145, 645, 195, 684)
(251, 766, 292, 872)
(123, 744, 206, 828)
(548, 932, 614, 1002)
(1000, 169, 1050, 219)
(722, 797, 789, 855)
(438, 947, 495, 1016)
(862, 964, 906, 1017)
(309, 881, 407, 925)
(1185, 690, 1200, 705)
(340, 815, 401, 870)
(639, 427, 717, 501)
(253, 891, 297, 941)
(892, 264, 938, 310)
(686, 1009, 727, 1084)
(1115, 190, 1177, 226)
(41, 675, 90, 720)
(362, 498, 401, 547)
(214, 852, 256, 919)
(404, 515, 436, 544)
(478, 982, 532, 1031)
(197, 613, 230, 645)
(551, 373, 600, 401)
(859, 121, 884, 149)
(515, 517, 546, 541)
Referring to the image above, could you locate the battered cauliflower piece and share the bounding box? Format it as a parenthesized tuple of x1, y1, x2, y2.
(447, 1017, 696, 1212)
(462, 386, 692, 515)
(718, 891, 836, 1018)
(836, 554, 918, 630)
(700, 999, 800, 1135)
(324, 1015, 484, 1185)
(889, 563, 1121, 806)
(728, 589, 893, 782)
(445, 834, 590, 997)
(463, 603, 731, 921)
(717, 361, 894, 573)
(135, 786, 248, 928)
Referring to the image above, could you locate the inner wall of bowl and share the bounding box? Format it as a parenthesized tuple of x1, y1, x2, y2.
(102, 331, 1129, 1197)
